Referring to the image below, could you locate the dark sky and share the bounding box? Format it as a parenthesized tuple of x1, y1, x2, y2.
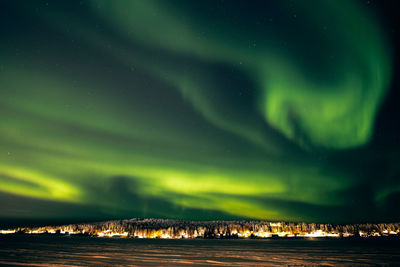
(0, 0, 399, 226)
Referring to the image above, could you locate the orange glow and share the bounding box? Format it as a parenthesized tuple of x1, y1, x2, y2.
(1, 220, 399, 239)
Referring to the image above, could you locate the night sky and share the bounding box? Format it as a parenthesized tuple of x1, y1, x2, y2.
(0, 0, 399, 226)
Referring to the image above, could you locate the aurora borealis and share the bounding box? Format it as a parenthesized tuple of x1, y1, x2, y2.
(0, 0, 399, 225)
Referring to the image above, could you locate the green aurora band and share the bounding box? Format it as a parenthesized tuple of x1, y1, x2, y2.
(0, 0, 396, 223)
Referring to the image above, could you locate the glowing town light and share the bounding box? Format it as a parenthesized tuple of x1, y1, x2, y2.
(0, 230, 15, 234)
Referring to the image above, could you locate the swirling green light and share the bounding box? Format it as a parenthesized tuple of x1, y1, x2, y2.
(0, 0, 393, 223)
